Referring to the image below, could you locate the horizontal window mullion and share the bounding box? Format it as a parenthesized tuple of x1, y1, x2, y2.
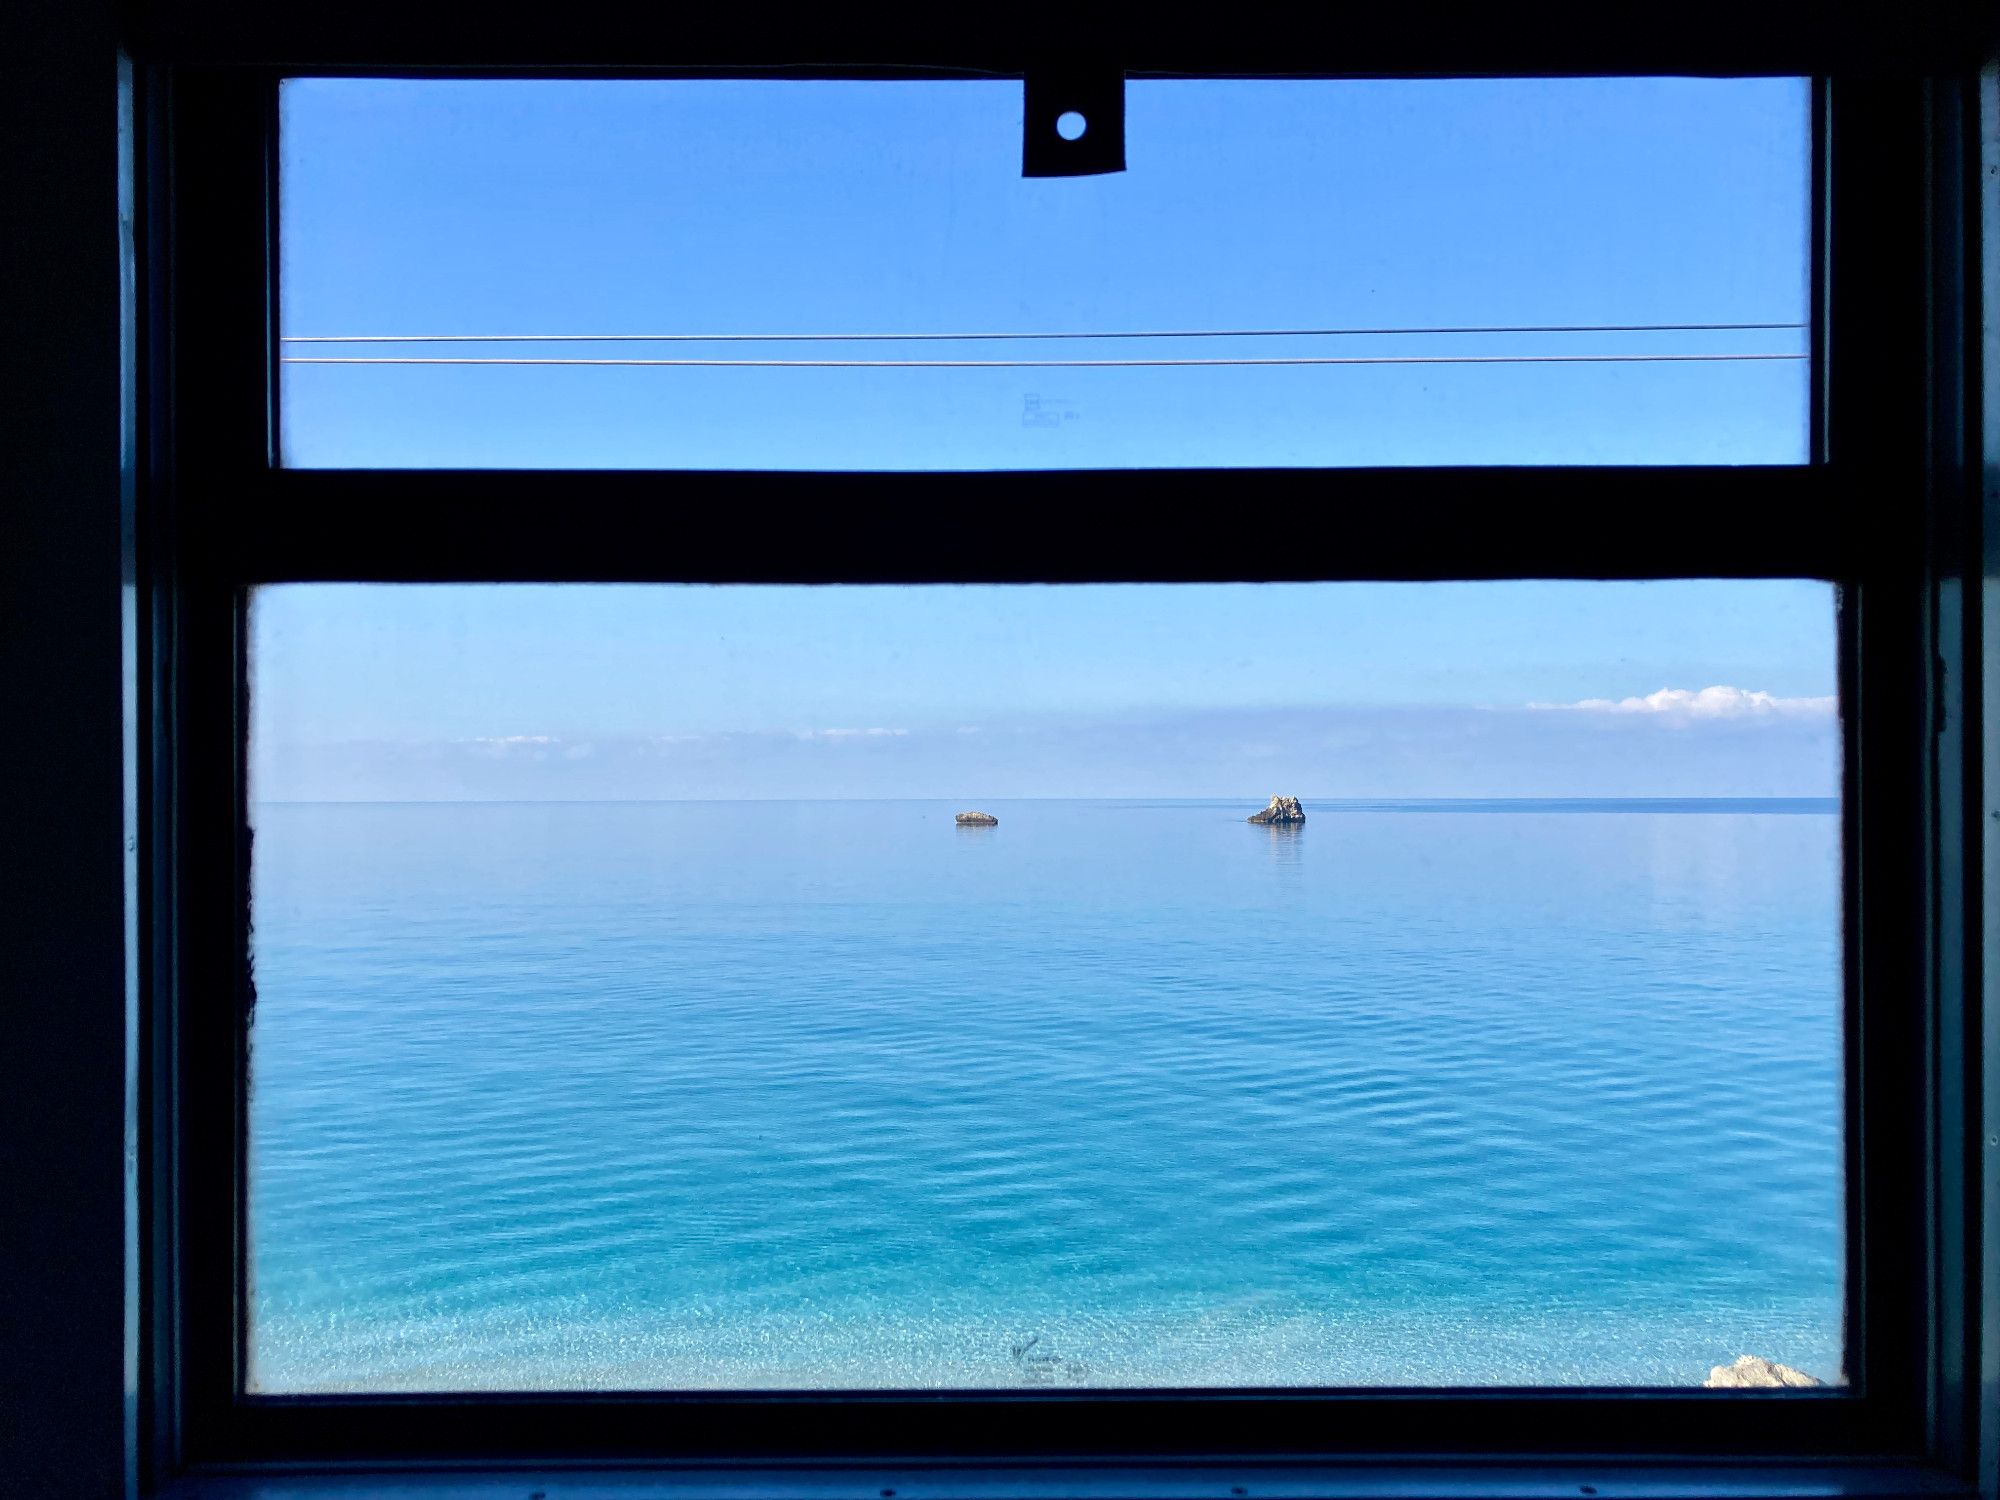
(203, 465, 1866, 584)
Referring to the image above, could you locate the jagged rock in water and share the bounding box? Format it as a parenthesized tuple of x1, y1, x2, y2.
(1703, 1355, 1823, 1389)
(1247, 795, 1306, 825)
(955, 811, 999, 826)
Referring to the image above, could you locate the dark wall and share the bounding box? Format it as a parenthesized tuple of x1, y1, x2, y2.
(0, 2, 131, 1498)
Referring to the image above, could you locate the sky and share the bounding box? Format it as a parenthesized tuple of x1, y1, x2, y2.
(262, 78, 1831, 802)
(251, 582, 1840, 801)
(279, 76, 1810, 469)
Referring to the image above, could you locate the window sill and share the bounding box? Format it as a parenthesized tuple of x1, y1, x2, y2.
(161, 1462, 1975, 1500)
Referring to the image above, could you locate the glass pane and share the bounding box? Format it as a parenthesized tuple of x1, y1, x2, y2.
(279, 78, 1810, 469)
(247, 581, 1845, 1392)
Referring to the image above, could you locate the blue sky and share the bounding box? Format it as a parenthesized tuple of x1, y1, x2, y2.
(279, 76, 1809, 469)
(262, 79, 1831, 801)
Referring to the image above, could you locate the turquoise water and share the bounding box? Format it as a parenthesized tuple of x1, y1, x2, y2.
(247, 799, 1844, 1392)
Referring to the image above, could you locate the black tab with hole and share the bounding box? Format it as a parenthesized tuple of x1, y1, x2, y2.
(1022, 64, 1125, 177)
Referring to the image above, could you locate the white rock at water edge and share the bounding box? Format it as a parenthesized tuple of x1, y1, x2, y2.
(1703, 1355, 1823, 1389)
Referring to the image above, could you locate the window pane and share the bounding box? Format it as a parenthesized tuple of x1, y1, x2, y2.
(279, 78, 1810, 469)
(247, 581, 1844, 1392)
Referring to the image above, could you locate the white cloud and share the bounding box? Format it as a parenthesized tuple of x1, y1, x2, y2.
(1532, 685, 1837, 720)
(463, 733, 562, 759)
(793, 727, 909, 740)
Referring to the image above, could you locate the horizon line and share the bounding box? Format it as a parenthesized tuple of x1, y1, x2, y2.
(250, 794, 1841, 808)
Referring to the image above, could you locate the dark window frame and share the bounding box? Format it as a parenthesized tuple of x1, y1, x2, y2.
(127, 12, 1995, 1487)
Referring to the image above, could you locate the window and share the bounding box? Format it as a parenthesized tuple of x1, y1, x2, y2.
(139, 16, 1992, 1485)
(278, 78, 1811, 469)
(246, 581, 1844, 1395)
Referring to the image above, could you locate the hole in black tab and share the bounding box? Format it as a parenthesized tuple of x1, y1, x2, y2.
(1023, 66, 1125, 176)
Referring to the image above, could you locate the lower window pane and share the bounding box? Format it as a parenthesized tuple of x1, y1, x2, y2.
(246, 581, 1845, 1392)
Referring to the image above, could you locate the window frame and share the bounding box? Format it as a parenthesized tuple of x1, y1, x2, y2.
(128, 16, 1995, 1487)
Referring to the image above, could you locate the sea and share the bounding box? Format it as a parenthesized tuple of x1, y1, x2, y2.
(246, 798, 1845, 1393)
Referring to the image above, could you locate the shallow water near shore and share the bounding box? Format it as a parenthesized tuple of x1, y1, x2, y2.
(247, 798, 1844, 1392)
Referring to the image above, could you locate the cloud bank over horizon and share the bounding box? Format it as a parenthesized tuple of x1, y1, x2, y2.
(253, 692, 1841, 804)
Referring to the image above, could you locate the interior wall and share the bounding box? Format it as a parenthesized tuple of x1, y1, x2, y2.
(0, 3, 133, 1498)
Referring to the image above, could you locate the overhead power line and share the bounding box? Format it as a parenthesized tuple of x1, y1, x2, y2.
(284, 352, 1805, 369)
(283, 321, 1807, 346)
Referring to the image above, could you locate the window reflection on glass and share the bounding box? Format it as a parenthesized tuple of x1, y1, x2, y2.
(279, 78, 1810, 469)
(246, 581, 1844, 1392)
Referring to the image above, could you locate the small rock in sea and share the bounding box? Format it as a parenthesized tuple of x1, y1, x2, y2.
(1247, 795, 1306, 825)
(955, 811, 999, 827)
(1703, 1354, 1823, 1389)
